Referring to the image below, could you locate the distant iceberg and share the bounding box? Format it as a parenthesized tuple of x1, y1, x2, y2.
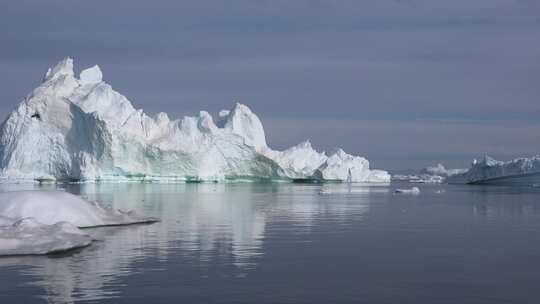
(448, 155, 540, 185)
(0, 58, 389, 183)
(392, 163, 466, 184)
(420, 164, 467, 177)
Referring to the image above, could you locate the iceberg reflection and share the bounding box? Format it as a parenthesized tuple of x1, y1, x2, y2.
(0, 183, 377, 303)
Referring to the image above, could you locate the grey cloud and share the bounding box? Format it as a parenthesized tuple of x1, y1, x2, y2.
(0, 0, 538, 168)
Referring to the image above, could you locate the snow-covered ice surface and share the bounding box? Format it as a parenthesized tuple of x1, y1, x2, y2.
(264, 141, 328, 180)
(313, 149, 390, 182)
(448, 155, 540, 185)
(0, 191, 158, 228)
(0, 190, 158, 256)
(0, 58, 389, 183)
(0, 218, 92, 256)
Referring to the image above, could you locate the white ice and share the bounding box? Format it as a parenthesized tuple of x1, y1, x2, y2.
(392, 163, 466, 184)
(420, 163, 467, 177)
(0, 191, 157, 228)
(0, 217, 92, 256)
(394, 187, 420, 194)
(0, 58, 390, 183)
(0, 190, 158, 256)
(314, 149, 391, 182)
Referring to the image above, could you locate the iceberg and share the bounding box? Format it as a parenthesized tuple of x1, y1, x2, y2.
(392, 163, 466, 184)
(0, 58, 389, 183)
(420, 164, 467, 177)
(448, 155, 540, 185)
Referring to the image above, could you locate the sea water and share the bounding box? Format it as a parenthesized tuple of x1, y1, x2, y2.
(1, 182, 540, 303)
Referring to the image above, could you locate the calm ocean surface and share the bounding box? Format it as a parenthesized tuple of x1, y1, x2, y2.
(1, 182, 540, 303)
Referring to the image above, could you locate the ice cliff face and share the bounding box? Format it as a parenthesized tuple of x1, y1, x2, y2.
(0, 58, 390, 183)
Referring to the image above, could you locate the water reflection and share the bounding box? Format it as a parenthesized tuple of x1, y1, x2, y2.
(468, 186, 540, 218)
(0, 183, 376, 303)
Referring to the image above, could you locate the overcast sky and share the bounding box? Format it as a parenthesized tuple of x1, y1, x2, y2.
(1, 0, 539, 170)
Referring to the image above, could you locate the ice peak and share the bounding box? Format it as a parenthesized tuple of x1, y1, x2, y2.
(225, 102, 267, 149)
(231, 102, 254, 115)
(479, 155, 500, 166)
(155, 112, 170, 124)
(80, 65, 103, 85)
(297, 140, 313, 149)
(333, 148, 347, 157)
(44, 57, 74, 82)
(197, 111, 218, 133)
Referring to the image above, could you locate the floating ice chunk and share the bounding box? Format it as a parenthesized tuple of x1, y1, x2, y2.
(394, 187, 420, 194)
(0, 217, 92, 256)
(318, 189, 333, 195)
(409, 175, 445, 184)
(0, 191, 158, 228)
(318, 188, 378, 195)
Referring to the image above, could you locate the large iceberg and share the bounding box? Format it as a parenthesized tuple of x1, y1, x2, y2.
(0, 58, 389, 183)
(448, 155, 540, 185)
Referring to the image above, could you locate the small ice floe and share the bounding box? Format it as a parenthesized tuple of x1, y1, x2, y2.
(319, 189, 333, 195)
(434, 189, 446, 194)
(0, 191, 159, 228)
(394, 187, 420, 195)
(0, 217, 92, 256)
(318, 186, 389, 195)
(0, 191, 159, 256)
